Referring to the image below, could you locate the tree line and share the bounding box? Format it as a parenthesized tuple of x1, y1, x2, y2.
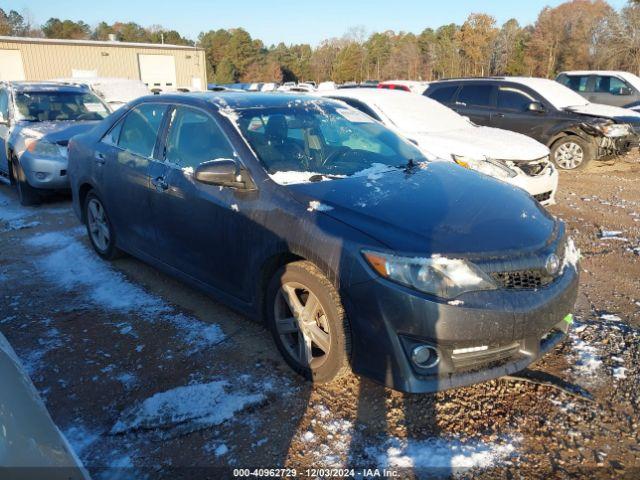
(1, 0, 639, 84)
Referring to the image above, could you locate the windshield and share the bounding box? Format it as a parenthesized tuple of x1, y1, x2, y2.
(15, 91, 111, 122)
(374, 94, 471, 133)
(235, 102, 427, 183)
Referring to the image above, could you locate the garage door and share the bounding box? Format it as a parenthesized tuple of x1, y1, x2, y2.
(138, 54, 177, 92)
(0, 49, 25, 81)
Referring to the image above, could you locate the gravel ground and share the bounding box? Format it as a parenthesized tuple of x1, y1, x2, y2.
(0, 152, 639, 479)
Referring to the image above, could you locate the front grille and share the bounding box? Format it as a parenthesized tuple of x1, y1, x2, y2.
(491, 270, 554, 290)
(534, 191, 552, 203)
(519, 162, 547, 176)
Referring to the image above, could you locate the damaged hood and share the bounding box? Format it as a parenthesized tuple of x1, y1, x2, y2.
(410, 126, 550, 162)
(566, 103, 640, 123)
(287, 162, 556, 255)
(16, 121, 100, 145)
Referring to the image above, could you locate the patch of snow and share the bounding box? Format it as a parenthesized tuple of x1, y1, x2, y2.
(613, 367, 627, 380)
(353, 162, 394, 180)
(269, 170, 328, 185)
(167, 313, 225, 353)
(599, 230, 626, 241)
(115, 372, 137, 390)
(302, 431, 316, 443)
(307, 200, 333, 212)
(230, 204, 239, 212)
(368, 436, 517, 471)
(111, 380, 265, 435)
(561, 237, 581, 274)
(215, 444, 229, 457)
(26, 231, 78, 249)
(63, 424, 101, 457)
(571, 334, 603, 375)
(21, 327, 64, 375)
(2, 219, 40, 232)
(600, 313, 622, 322)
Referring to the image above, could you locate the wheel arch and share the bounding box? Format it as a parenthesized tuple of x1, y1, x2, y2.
(78, 182, 95, 222)
(257, 251, 305, 323)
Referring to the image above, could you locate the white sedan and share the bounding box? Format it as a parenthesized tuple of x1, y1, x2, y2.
(316, 88, 559, 205)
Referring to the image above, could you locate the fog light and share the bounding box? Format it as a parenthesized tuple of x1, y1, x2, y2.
(411, 345, 440, 369)
(35, 172, 48, 180)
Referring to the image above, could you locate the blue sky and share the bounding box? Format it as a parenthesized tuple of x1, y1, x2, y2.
(11, 0, 631, 45)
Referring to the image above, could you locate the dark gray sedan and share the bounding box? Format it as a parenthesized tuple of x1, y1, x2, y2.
(68, 93, 579, 393)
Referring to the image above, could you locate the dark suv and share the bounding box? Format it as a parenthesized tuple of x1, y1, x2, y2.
(424, 77, 640, 170)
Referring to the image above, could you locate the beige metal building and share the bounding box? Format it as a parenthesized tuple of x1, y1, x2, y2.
(0, 36, 207, 91)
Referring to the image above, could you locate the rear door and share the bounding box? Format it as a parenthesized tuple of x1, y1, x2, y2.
(491, 85, 549, 142)
(590, 75, 636, 107)
(452, 83, 495, 126)
(0, 87, 10, 175)
(149, 105, 256, 297)
(98, 102, 169, 254)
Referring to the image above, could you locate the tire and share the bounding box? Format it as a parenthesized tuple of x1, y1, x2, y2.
(550, 136, 594, 171)
(12, 159, 41, 206)
(83, 190, 122, 260)
(266, 261, 351, 383)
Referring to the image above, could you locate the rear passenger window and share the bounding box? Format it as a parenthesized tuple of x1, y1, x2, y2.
(118, 104, 167, 158)
(497, 87, 536, 111)
(457, 85, 493, 107)
(165, 106, 235, 169)
(428, 85, 458, 103)
(595, 76, 629, 95)
(333, 98, 381, 121)
(559, 75, 589, 92)
(0, 89, 8, 118)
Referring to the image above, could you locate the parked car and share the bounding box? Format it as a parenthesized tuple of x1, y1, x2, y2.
(0, 332, 88, 479)
(68, 92, 579, 394)
(52, 77, 150, 110)
(0, 81, 111, 205)
(378, 80, 430, 94)
(316, 88, 558, 205)
(424, 77, 640, 170)
(556, 70, 640, 111)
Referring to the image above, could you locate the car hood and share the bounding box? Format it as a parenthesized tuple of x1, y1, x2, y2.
(567, 103, 640, 123)
(408, 126, 550, 162)
(286, 162, 556, 255)
(16, 121, 100, 144)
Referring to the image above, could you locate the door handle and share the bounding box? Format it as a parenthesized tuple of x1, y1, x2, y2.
(152, 176, 169, 191)
(455, 101, 467, 107)
(495, 113, 506, 118)
(94, 152, 106, 165)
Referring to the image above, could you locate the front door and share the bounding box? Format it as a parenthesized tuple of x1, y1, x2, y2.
(491, 86, 548, 143)
(589, 75, 635, 107)
(453, 84, 495, 126)
(149, 105, 257, 299)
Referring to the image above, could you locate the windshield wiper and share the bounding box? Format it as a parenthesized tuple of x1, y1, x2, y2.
(309, 174, 345, 182)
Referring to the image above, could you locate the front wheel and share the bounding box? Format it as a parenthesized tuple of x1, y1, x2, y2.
(551, 136, 594, 171)
(266, 261, 351, 383)
(84, 191, 122, 260)
(12, 160, 42, 206)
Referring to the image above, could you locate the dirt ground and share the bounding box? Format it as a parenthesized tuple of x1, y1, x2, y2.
(0, 152, 639, 480)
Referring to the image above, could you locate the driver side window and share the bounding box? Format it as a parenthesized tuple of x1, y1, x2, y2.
(0, 90, 9, 120)
(497, 87, 536, 112)
(164, 106, 235, 169)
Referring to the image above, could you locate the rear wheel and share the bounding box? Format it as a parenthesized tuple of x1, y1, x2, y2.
(551, 136, 593, 171)
(84, 191, 122, 260)
(12, 160, 42, 206)
(266, 261, 351, 383)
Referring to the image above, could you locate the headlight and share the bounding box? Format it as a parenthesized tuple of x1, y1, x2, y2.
(362, 250, 497, 299)
(594, 122, 631, 138)
(24, 138, 64, 157)
(452, 154, 516, 179)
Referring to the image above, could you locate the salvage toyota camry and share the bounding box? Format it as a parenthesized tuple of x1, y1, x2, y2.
(68, 93, 580, 393)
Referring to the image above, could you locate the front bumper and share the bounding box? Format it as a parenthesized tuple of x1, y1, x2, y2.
(506, 163, 558, 206)
(344, 259, 579, 394)
(19, 152, 70, 190)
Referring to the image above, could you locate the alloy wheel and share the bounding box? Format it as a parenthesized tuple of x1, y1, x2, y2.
(555, 142, 584, 170)
(274, 281, 331, 370)
(87, 198, 111, 252)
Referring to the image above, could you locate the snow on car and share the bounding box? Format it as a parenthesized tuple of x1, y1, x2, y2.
(316, 88, 559, 205)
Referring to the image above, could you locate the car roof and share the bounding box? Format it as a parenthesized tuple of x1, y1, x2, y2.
(558, 70, 629, 77)
(316, 87, 409, 102)
(8, 81, 89, 94)
(142, 91, 334, 111)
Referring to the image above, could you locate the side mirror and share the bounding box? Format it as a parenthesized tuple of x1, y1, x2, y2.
(195, 159, 251, 189)
(618, 87, 632, 96)
(528, 101, 545, 113)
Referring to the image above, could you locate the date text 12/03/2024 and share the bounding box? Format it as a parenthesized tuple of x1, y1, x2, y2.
(233, 468, 400, 477)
